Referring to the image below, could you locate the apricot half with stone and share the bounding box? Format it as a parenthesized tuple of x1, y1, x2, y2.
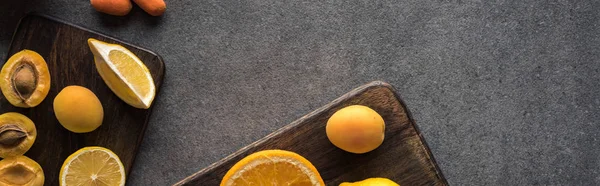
(54, 86, 104, 133)
(0, 50, 51, 108)
(0, 155, 44, 186)
(0, 112, 36, 158)
(326, 105, 385, 154)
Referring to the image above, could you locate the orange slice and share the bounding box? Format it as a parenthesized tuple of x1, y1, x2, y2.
(220, 149, 325, 186)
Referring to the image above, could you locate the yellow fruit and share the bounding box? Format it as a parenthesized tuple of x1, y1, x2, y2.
(0, 50, 51, 108)
(340, 178, 399, 186)
(326, 105, 385, 154)
(0, 112, 37, 158)
(0, 155, 45, 186)
(87, 38, 156, 109)
(60, 146, 125, 186)
(221, 149, 325, 186)
(54, 86, 104, 133)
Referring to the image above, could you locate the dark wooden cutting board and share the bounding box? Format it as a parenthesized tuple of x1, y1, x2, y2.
(175, 81, 447, 186)
(0, 14, 165, 185)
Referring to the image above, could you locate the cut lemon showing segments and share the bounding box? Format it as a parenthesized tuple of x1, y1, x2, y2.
(60, 146, 126, 186)
(87, 38, 155, 109)
(221, 149, 325, 186)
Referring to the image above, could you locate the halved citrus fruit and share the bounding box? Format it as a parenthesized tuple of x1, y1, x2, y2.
(87, 38, 155, 109)
(60, 146, 125, 186)
(220, 149, 325, 186)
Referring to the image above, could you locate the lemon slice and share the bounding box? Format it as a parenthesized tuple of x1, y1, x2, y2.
(87, 38, 155, 109)
(60, 146, 126, 186)
(221, 149, 325, 186)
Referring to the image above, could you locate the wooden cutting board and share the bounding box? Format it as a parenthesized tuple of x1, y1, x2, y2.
(0, 14, 165, 185)
(175, 81, 447, 186)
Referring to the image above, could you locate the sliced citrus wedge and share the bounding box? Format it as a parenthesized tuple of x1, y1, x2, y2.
(221, 149, 325, 186)
(87, 38, 155, 109)
(60, 146, 126, 186)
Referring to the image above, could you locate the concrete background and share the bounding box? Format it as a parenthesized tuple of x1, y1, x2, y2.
(1, 0, 599, 185)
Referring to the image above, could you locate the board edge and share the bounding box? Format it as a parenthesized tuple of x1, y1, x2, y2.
(385, 82, 449, 185)
(6, 12, 168, 184)
(172, 80, 447, 186)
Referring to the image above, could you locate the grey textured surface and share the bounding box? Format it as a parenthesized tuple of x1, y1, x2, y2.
(1, 0, 600, 185)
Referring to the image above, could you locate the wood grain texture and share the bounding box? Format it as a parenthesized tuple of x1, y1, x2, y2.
(175, 81, 447, 186)
(0, 14, 164, 185)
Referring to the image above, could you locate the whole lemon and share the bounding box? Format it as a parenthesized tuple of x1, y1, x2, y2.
(53, 86, 104, 133)
(326, 105, 385, 154)
(340, 177, 399, 186)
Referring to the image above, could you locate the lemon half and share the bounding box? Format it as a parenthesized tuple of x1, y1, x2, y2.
(60, 146, 126, 186)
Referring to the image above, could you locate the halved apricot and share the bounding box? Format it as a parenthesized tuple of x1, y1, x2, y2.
(0, 50, 51, 108)
(0, 112, 37, 158)
(0, 155, 44, 186)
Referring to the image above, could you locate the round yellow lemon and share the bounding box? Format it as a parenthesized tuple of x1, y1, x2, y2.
(340, 177, 399, 186)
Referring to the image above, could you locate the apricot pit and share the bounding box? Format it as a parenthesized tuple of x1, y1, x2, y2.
(0, 112, 37, 158)
(0, 50, 51, 108)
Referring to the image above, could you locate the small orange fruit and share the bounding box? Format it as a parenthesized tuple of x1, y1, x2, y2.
(220, 149, 325, 186)
(326, 105, 385, 154)
(53, 86, 104, 133)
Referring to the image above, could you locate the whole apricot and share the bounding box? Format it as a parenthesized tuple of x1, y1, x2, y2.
(326, 105, 385, 154)
(53, 86, 104, 133)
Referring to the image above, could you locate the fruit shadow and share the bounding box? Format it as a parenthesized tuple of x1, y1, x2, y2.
(96, 5, 163, 28)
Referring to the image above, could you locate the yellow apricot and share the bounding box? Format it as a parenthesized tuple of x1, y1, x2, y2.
(0, 155, 44, 186)
(53, 86, 104, 133)
(0, 112, 37, 158)
(326, 105, 385, 154)
(0, 50, 51, 108)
